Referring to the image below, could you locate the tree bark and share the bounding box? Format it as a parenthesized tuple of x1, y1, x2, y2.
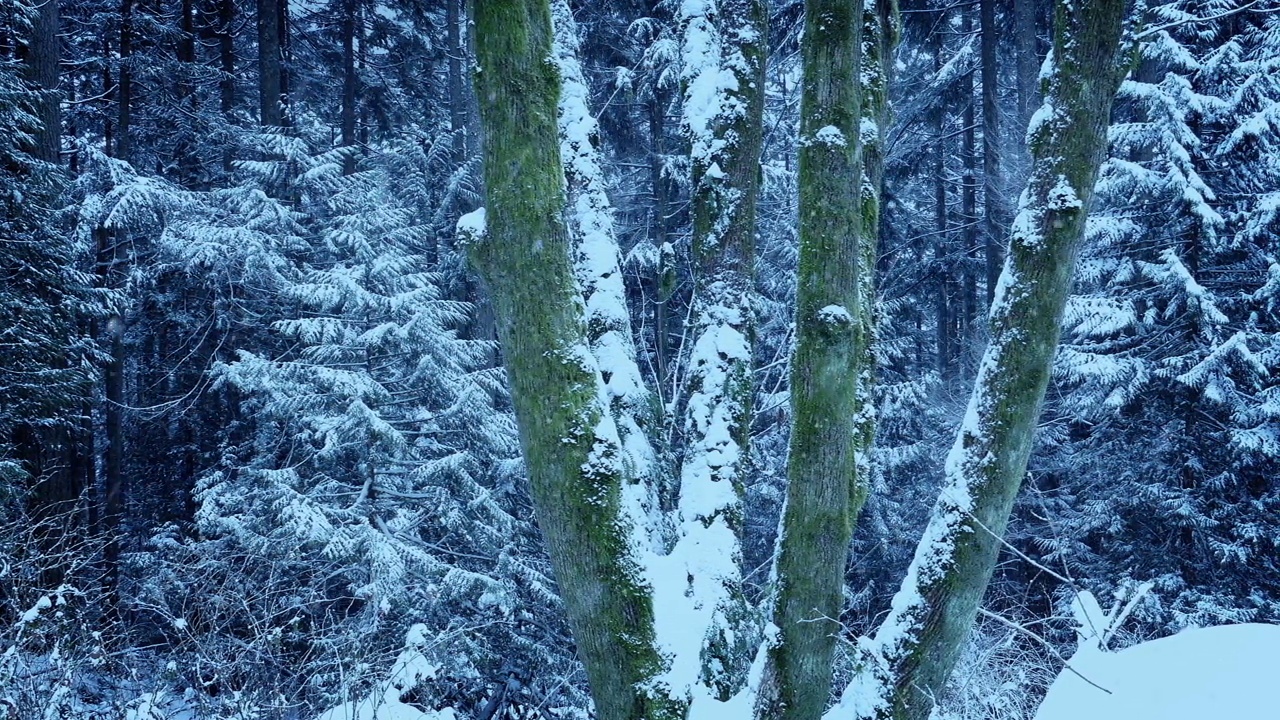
(258, 0, 283, 125)
(831, 1, 1133, 718)
(931, 14, 953, 380)
(1014, 0, 1040, 128)
(97, 227, 125, 615)
(760, 0, 865, 717)
(341, 0, 357, 174)
(468, 2, 677, 718)
(980, 0, 1003, 305)
(446, 0, 466, 164)
(674, 0, 767, 701)
(19, 0, 60, 162)
(116, 0, 133, 161)
(101, 0, 133, 611)
(962, 8, 979, 354)
(854, 0, 899, 539)
(177, 0, 199, 182)
(217, 0, 235, 171)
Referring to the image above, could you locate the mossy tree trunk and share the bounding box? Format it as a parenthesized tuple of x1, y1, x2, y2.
(469, 2, 677, 719)
(834, 1, 1133, 718)
(760, 1, 866, 718)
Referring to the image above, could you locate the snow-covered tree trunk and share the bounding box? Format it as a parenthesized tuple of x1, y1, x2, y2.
(855, 0, 899, 495)
(760, 1, 866, 718)
(468, 2, 677, 718)
(669, 0, 768, 703)
(549, 0, 662, 525)
(828, 1, 1133, 719)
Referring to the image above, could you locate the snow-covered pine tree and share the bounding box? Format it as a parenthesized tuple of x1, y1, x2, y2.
(141, 139, 570, 715)
(1028, 0, 1280, 634)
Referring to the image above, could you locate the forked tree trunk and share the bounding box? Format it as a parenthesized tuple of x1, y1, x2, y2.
(468, 2, 678, 719)
(830, 1, 1133, 718)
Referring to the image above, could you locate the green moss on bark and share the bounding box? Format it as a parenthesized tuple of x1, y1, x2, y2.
(469, 2, 678, 718)
(878, 1, 1131, 718)
(762, 1, 866, 719)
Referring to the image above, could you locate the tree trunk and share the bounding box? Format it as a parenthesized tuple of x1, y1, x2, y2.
(980, 0, 1003, 305)
(278, 0, 291, 124)
(447, 0, 466, 164)
(341, 0, 357, 174)
(962, 8, 979, 357)
(673, 0, 767, 702)
(97, 226, 125, 615)
(760, 0, 864, 717)
(647, 90, 675, 389)
(116, 0, 133, 161)
(931, 14, 953, 380)
(213, 0, 235, 171)
(101, 34, 114, 155)
(1015, 0, 1040, 128)
(854, 0, 899, 552)
(19, 0, 60, 162)
(468, 2, 677, 718)
(14, 0, 86, 592)
(177, 0, 199, 182)
(101, 0, 133, 611)
(831, 1, 1133, 718)
(258, 0, 283, 125)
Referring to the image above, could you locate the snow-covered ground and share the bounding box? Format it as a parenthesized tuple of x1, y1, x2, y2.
(1036, 621, 1280, 720)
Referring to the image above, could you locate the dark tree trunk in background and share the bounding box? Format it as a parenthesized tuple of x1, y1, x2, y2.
(278, 0, 290, 123)
(98, 230, 126, 612)
(15, 0, 90, 593)
(258, 0, 283, 125)
(962, 9, 978, 355)
(341, 0, 357, 175)
(101, 0, 134, 610)
(980, 0, 1003, 304)
(101, 36, 113, 155)
(1015, 0, 1040, 127)
(218, 0, 235, 116)
(646, 87, 676, 387)
(177, 0, 199, 182)
(932, 13, 952, 381)
(211, 0, 236, 171)
(447, 0, 466, 164)
(116, 0, 132, 160)
(19, 0, 60, 162)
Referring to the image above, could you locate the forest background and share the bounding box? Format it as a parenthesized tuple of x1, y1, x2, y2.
(0, 0, 1278, 717)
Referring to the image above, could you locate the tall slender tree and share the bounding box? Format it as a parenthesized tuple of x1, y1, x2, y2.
(980, 0, 1002, 302)
(829, 0, 1134, 718)
(258, 0, 284, 125)
(671, 0, 768, 702)
(468, 1, 676, 718)
(761, 0, 865, 717)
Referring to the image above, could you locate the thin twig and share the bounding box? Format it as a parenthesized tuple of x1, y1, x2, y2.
(977, 608, 1113, 696)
